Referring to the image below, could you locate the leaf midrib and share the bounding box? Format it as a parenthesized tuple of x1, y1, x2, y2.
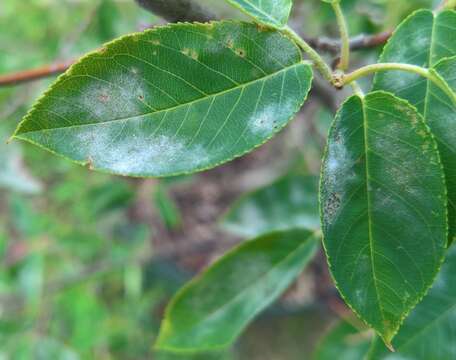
(361, 96, 387, 330)
(16, 62, 305, 135)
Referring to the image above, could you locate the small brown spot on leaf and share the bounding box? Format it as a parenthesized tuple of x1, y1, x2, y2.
(235, 48, 246, 57)
(98, 93, 110, 103)
(86, 157, 94, 170)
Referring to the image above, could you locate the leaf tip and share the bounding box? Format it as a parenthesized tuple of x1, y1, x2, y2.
(384, 341, 395, 353)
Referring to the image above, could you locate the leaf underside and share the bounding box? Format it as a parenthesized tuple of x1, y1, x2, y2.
(320, 91, 447, 345)
(156, 229, 319, 352)
(373, 9, 456, 242)
(14, 21, 312, 177)
(222, 174, 320, 238)
(368, 244, 456, 360)
(225, 0, 293, 28)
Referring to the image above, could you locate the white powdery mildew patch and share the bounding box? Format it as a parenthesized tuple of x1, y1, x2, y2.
(76, 126, 211, 175)
(249, 99, 294, 137)
(76, 69, 149, 122)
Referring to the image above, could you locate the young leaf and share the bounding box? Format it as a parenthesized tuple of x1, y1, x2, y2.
(13, 22, 312, 177)
(320, 92, 447, 346)
(155, 229, 319, 352)
(367, 244, 456, 359)
(222, 174, 320, 238)
(373, 9, 456, 242)
(225, 0, 292, 28)
(313, 320, 371, 360)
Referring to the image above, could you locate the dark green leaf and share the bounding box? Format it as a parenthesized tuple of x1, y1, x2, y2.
(373, 9, 456, 242)
(225, 0, 292, 28)
(320, 91, 447, 346)
(368, 244, 456, 359)
(155, 229, 319, 351)
(222, 174, 320, 237)
(14, 22, 312, 177)
(313, 320, 371, 360)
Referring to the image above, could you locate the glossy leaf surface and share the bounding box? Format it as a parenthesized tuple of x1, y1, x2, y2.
(373, 9, 456, 242)
(14, 22, 312, 177)
(225, 0, 292, 28)
(368, 244, 456, 359)
(222, 174, 320, 238)
(313, 320, 370, 360)
(320, 92, 447, 345)
(156, 229, 319, 351)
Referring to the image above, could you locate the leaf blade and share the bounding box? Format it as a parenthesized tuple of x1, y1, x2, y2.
(373, 9, 456, 242)
(368, 244, 456, 359)
(320, 91, 447, 345)
(155, 229, 319, 351)
(14, 21, 312, 177)
(225, 0, 293, 28)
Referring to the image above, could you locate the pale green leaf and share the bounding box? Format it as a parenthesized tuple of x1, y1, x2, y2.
(221, 174, 320, 237)
(320, 91, 447, 346)
(313, 320, 370, 360)
(225, 0, 292, 28)
(368, 244, 456, 359)
(14, 21, 312, 177)
(373, 9, 456, 242)
(155, 229, 319, 351)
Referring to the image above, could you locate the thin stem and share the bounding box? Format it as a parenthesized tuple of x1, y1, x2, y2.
(284, 26, 334, 83)
(344, 63, 430, 84)
(350, 81, 364, 97)
(331, 1, 350, 70)
(343, 62, 456, 105)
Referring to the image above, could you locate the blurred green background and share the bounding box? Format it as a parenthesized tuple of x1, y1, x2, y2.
(0, 0, 435, 359)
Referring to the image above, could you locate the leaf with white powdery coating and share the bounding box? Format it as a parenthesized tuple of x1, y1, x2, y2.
(155, 229, 319, 352)
(225, 0, 293, 28)
(373, 9, 456, 243)
(13, 21, 312, 177)
(320, 91, 447, 347)
(367, 244, 456, 360)
(222, 174, 320, 238)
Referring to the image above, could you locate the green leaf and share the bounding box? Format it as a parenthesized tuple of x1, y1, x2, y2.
(320, 91, 447, 346)
(155, 229, 319, 352)
(225, 0, 292, 28)
(14, 21, 312, 177)
(373, 9, 456, 242)
(222, 174, 320, 238)
(313, 320, 370, 360)
(368, 244, 456, 359)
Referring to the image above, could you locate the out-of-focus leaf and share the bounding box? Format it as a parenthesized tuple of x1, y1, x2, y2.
(14, 22, 312, 177)
(367, 244, 456, 360)
(313, 320, 371, 360)
(154, 185, 182, 230)
(320, 92, 447, 346)
(225, 0, 293, 27)
(222, 174, 320, 237)
(156, 229, 320, 351)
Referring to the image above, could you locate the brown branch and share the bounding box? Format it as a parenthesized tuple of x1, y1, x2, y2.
(0, 60, 74, 87)
(134, 0, 216, 23)
(304, 30, 392, 54)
